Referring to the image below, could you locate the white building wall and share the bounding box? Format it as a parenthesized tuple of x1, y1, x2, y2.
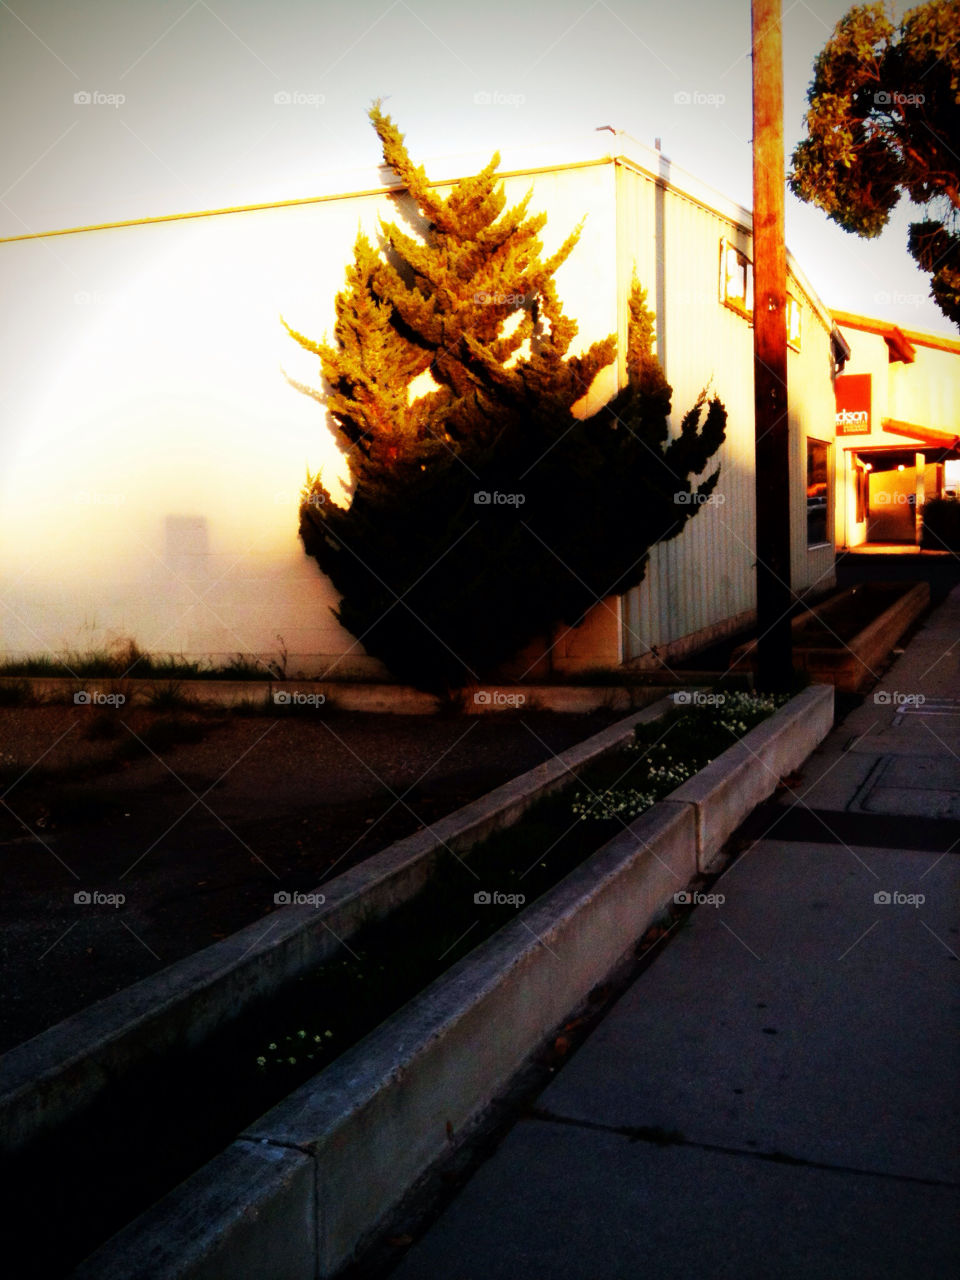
(0, 161, 618, 675)
(888, 342, 960, 432)
(0, 141, 836, 677)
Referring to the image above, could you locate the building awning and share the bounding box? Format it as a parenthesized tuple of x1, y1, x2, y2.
(882, 418, 960, 450)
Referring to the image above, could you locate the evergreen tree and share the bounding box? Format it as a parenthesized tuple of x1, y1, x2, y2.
(286, 108, 726, 690)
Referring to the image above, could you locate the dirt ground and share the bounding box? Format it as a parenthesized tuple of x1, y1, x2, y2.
(0, 701, 621, 1053)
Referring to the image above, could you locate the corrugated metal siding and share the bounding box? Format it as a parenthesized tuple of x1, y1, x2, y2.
(616, 164, 836, 661)
(618, 167, 758, 661)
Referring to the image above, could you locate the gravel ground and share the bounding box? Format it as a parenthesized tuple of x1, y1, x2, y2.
(0, 702, 622, 1052)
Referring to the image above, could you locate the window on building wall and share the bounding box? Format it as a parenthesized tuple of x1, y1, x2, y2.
(786, 295, 801, 351)
(807, 439, 830, 547)
(720, 240, 753, 316)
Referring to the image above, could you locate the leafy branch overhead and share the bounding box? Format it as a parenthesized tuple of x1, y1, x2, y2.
(284, 106, 726, 690)
(789, 0, 960, 328)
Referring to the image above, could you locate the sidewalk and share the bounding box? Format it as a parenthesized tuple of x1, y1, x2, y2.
(389, 588, 960, 1279)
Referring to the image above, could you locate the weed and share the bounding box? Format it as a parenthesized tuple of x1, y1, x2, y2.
(570, 691, 790, 824)
(226, 694, 275, 716)
(143, 682, 194, 712)
(218, 654, 276, 681)
(0, 679, 33, 707)
(0, 640, 278, 683)
(272, 635, 289, 680)
(114, 716, 208, 761)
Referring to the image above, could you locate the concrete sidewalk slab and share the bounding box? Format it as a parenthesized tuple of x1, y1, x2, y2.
(529, 841, 960, 1185)
(390, 839, 960, 1278)
(391, 1119, 960, 1280)
(863, 753, 960, 791)
(387, 588, 960, 1279)
(792, 585, 960, 809)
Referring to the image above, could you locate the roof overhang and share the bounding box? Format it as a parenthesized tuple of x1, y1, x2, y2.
(832, 310, 916, 363)
(882, 417, 960, 450)
(831, 309, 960, 358)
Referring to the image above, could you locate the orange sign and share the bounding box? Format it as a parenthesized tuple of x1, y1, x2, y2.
(835, 374, 871, 435)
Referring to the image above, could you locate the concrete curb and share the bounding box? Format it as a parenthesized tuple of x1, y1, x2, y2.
(0, 700, 674, 1158)
(670, 684, 835, 871)
(74, 1140, 317, 1280)
(74, 684, 834, 1278)
(796, 582, 929, 691)
(252, 801, 696, 1277)
(731, 584, 929, 691)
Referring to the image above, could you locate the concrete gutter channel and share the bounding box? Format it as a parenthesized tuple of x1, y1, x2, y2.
(0, 699, 669, 1161)
(28, 682, 832, 1278)
(731, 582, 929, 691)
(792, 581, 930, 690)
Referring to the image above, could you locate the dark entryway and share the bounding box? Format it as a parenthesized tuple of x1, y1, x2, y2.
(867, 462, 916, 542)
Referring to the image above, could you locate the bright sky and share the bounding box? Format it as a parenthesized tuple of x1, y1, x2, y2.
(0, 0, 954, 335)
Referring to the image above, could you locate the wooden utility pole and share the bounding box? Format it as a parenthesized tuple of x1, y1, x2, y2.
(751, 0, 793, 689)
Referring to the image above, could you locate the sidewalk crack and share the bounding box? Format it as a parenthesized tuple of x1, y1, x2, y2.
(526, 1107, 960, 1190)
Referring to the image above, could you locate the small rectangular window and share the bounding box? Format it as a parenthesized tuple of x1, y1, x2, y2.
(807, 439, 830, 547)
(720, 240, 753, 317)
(787, 295, 801, 351)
